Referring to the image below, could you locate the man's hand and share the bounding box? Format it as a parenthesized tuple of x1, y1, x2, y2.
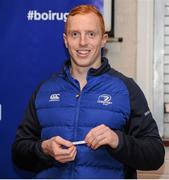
(41, 136, 77, 163)
(85, 124, 119, 150)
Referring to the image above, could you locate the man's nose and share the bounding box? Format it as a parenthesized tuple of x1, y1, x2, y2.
(79, 34, 88, 46)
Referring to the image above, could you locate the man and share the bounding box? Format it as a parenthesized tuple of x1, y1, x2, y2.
(12, 4, 164, 179)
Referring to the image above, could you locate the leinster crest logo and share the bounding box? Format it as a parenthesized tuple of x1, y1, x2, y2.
(97, 94, 112, 105)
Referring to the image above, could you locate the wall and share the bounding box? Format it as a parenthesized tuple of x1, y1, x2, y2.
(105, 0, 137, 79)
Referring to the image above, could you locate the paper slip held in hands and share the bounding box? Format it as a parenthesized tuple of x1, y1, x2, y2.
(72, 140, 86, 145)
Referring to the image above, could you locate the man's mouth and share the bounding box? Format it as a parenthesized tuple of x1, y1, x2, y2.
(76, 49, 91, 57)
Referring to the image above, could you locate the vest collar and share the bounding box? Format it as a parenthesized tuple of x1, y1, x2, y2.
(63, 57, 111, 78)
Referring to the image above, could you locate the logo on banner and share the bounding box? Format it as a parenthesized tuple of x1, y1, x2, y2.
(97, 94, 112, 105)
(49, 94, 60, 102)
(27, 10, 69, 22)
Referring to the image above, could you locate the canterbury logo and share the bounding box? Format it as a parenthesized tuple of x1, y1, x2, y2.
(97, 94, 112, 105)
(49, 93, 60, 102)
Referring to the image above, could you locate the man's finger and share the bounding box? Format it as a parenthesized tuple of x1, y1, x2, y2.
(55, 145, 75, 156)
(85, 125, 108, 142)
(53, 136, 73, 147)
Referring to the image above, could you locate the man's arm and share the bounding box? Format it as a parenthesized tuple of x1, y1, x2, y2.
(12, 85, 53, 172)
(110, 78, 165, 170)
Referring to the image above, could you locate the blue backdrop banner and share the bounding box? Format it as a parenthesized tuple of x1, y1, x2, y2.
(0, 0, 104, 178)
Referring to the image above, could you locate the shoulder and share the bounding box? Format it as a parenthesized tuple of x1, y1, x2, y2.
(107, 68, 149, 111)
(107, 68, 145, 97)
(37, 72, 64, 91)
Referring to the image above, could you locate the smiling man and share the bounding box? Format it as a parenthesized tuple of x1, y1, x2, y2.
(63, 7, 108, 90)
(12, 4, 164, 179)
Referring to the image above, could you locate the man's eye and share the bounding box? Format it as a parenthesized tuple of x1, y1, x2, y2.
(71, 32, 79, 38)
(87, 32, 96, 38)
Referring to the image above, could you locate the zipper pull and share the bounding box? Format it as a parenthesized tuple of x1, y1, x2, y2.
(76, 93, 80, 98)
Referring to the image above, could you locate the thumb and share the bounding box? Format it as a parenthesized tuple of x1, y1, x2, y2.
(54, 136, 73, 148)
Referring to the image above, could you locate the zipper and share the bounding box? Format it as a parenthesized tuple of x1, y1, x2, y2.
(71, 91, 81, 179)
(74, 92, 81, 140)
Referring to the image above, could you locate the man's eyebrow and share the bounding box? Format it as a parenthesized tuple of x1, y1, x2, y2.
(67, 30, 79, 33)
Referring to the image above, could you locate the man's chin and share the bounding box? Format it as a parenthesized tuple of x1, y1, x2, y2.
(75, 62, 91, 68)
(72, 58, 91, 67)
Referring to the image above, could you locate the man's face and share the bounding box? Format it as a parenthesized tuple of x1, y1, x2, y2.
(64, 13, 108, 69)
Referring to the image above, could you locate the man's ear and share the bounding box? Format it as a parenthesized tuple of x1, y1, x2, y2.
(63, 33, 68, 48)
(101, 33, 108, 48)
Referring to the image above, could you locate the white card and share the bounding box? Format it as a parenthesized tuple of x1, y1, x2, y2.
(72, 140, 86, 145)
